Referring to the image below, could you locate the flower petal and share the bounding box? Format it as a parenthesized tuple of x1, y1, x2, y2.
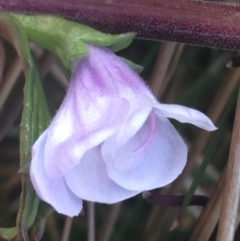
(64, 147, 139, 203)
(43, 44, 157, 179)
(115, 94, 153, 144)
(30, 130, 82, 217)
(82, 45, 155, 143)
(44, 97, 129, 179)
(154, 104, 216, 131)
(101, 115, 187, 191)
(84, 45, 153, 98)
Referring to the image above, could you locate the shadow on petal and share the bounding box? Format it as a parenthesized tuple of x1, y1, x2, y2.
(30, 130, 83, 217)
(102, 116, 187, 191)
(64, 147, 139, 203)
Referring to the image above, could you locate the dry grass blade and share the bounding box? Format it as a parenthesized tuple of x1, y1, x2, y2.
(87, 202, 95, 241)
(165, 51, 233, 103)
(141, 63, 240, 241)
(169, 67, 240, 194)
(0, 50, 59, 142)
(34, 47, 68, 89)
(0, 40, 5, 81)
(97, 203, 122, 241)
(161, 43, 185, 97)
(150, 42, 177, 97)
(37, 51, 56, 78)
(50, 62, 68, 89)
(233, 197, 240, 240)
(189, 170, 225, 241)
(0, 56, 21, 109)
(46, 214, 61, 241)
(61, 217, 73, 241)
(0, 82, 23, 141)
(139, 42, 182, 241)
(217, 85, 240, 241)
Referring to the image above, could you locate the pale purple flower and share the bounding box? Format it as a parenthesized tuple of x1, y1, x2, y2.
(30, 45, 216, 217)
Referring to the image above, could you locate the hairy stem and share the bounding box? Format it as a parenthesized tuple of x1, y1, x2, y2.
(1, 0, 240, 51)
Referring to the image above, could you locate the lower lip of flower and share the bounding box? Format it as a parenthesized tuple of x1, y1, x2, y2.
(115, 111, 156, 171)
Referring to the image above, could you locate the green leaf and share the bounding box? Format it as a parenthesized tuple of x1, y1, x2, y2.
(29, 203, 54, 241)
(0, 14, 51, 241)
(18, 54, 52, 241)
(17, 51, 51, 241)
(13, 14, 135, 71)
(0, 227, 18, 241)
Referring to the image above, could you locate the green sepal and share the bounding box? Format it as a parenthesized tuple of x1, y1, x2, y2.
(120, 57, 144, 74)
(0, 14, 52, 241)
(13, 14, 135, 71)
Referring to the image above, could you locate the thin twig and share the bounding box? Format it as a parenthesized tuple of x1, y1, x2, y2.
(189, 170, 225, 241)
(161, 43, 185, 97)
(61, 217, 73, 241)
(97, 203, 122, 241)
(150, 42, 176, 97)
(217, 85, 240, 241)
(141, 58, 240, 241)
(165, 51, 234, 103)
(46, 214, 61, 241)
(0, 49, 56, 142)
(34, 44, 68, 88)
(0, 56, 21, 109)
(0, 40, 5, 81)
(87, 202, 95, 241)
(50, 62, 68, 89)
(233, 199, 240, 241)
(166, 67, 240, 200)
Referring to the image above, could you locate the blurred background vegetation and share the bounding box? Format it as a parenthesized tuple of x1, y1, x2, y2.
(1, 0, 240, 240)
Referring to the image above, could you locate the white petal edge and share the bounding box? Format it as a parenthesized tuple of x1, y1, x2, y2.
(30, 129, 83, 217)
(64, 147, 139, 203)
(115, 94, 153, 144)
(102, 115, 188, 191)
(154, 103, 217, 131)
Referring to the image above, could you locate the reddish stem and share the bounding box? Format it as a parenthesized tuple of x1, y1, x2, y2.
(1, 0, 240, 51)
(143, 192, 208, 207)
